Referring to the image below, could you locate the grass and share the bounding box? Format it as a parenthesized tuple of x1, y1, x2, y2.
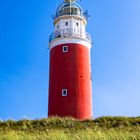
(0, 116, 140, 140)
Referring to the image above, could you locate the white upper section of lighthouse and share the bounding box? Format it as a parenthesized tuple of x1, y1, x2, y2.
(49, 0, 91, 48)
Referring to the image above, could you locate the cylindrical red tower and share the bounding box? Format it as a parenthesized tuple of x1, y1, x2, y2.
(48, 0, 92, 120)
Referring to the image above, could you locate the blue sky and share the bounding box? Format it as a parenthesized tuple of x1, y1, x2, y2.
(0, 0, 140, 120)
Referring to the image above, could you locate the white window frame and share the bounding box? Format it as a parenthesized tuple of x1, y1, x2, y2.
(62, 89, 68, 96)
(63, 46, 68, 52)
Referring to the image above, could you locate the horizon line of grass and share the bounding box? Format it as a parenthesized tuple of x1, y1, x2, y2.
(0, 116, 140, 131)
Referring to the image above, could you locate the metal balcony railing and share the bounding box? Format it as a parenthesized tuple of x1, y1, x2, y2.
(53, 13, 87, 21)
(49, 28, 91, 43)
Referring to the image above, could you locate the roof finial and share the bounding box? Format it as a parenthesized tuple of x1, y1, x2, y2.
(64, 0, 76, 2)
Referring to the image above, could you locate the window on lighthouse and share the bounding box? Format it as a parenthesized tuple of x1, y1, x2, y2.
(63, 46, 68, 52)
(62, 89, 68, 96)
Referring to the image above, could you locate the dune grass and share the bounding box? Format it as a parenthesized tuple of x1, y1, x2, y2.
(0, 116, 140, 140)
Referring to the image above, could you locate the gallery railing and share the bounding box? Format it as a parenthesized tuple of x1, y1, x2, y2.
(49, 28, 91, 43)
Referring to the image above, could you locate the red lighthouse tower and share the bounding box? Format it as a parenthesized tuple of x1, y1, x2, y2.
(48, 0, 92, 120)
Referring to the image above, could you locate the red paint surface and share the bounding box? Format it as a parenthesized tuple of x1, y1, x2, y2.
(48, 43, 92, 120)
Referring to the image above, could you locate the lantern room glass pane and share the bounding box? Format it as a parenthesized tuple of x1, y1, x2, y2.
(54, 1, 86, 20)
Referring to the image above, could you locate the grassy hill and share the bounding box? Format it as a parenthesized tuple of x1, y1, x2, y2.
(0, 116, 140, 140)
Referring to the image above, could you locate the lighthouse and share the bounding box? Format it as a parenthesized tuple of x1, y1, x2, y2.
(48, 0, 92, 120)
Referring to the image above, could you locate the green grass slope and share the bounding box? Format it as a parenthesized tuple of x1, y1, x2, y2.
(0, 116, 140, 140)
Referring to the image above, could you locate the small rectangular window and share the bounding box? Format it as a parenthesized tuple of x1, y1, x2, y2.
(57, 25, 59, 29)
(63, 46, 68, 52)
(62, 89, 67, 96)
(65, 22, 68, 26)
(76, 23, 79, 26)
